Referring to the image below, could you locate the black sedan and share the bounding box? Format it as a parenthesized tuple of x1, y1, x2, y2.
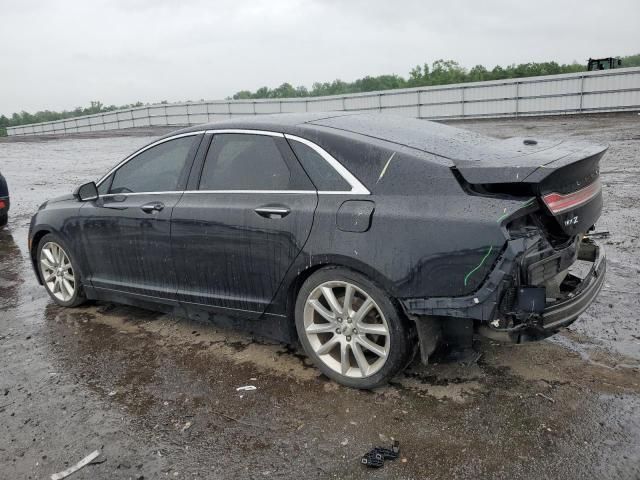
(0, 171, 9, 227)
(29, 113, 606, 388)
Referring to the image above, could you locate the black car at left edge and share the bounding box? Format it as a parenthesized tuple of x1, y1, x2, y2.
(0, 171, 9, 227)
(28, 113, 607, 388)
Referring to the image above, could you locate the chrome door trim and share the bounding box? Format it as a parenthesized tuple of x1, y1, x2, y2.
(99, 191, 185, 198)
(96, 131, 204, 187)
(99, 190, 370, 196)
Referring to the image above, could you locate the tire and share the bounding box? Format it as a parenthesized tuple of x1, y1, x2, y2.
(295, 266, 414, 389)
(0, 213, 7, 227)
(36, 233, 86, 307)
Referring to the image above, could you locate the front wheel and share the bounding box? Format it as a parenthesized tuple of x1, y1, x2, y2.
(295, 267, 414, 389)
(37, 233, 86, 307)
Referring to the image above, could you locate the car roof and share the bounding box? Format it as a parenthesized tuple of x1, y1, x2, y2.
(168, 112, 490, 161)
(168, 112, 359, 136)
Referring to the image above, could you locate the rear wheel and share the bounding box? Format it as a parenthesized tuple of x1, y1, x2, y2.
(295, 267, 414, 389)
(37, 233, 86, 307)
(0, 213, 7, 227)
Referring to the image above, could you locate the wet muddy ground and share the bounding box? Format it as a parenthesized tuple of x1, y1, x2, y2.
(1, 113, 639, 479)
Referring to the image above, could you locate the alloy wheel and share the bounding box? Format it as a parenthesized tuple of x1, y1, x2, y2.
(40, 241, 76, 302)
(303, 280, 390, 378)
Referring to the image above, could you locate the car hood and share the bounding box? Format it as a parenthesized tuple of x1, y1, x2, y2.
(39, 193, 75, 210)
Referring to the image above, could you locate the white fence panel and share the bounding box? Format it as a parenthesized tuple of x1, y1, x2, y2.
(382, 91, 418, 107)
(344, 95, 378, 110)
(519, 94, 581, 113)
(519, 78, 581, 97)
(584, 72, 640, 92)
(229, 103, 254, 114)
(420, 88, 461, 105)
(465, 99, 517, 116)
(465, 84, 517, 101)
(583, 90, 640, 110)
(420, 102, 463, 118)
(384, 105, 419, 116)
(280, 100, 307, 113)
(254, 102, 281, 114)
(307, 98, 342, 111)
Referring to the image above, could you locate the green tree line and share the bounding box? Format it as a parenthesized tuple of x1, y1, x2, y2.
(2, 54, 638, 135)
(231, 54, 640, 99)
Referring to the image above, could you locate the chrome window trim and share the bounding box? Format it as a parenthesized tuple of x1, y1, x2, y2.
(284, 134, 370, 195)
(99, 190, 362, 196)
(204, 128, 284, 137)
(99, 191, 184, 198)
(95, 131, 204, 187)
(186, 190, 315, 195)
(94, 128, 370, 196)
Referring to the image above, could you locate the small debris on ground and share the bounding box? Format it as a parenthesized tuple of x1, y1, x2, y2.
(536, 392, 555, 403)
(236, 385, 257, 391)
(50, 449, 101, 480)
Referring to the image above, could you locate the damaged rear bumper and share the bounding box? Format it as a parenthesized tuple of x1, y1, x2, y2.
(538, 239, 605, 331)
(401, 237, 606, 345)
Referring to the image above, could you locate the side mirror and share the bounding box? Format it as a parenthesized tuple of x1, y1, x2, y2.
(74, 181, 99, 201)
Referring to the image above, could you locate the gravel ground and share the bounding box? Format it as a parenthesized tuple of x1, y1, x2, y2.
(0, 113, 639, 479)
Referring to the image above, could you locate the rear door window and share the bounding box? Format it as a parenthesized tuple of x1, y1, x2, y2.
(288, 140, 350, 191)
(199, 134, 292, 190)
(110, 136, 196, 194)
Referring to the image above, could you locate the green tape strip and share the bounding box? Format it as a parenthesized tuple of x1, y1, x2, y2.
(464, 245, 494, 287)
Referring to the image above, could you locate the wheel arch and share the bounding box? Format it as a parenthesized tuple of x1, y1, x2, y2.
(283, 255, 400, 324)
(30, 228, 52, 284)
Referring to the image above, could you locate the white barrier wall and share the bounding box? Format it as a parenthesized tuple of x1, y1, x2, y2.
(7, 67, 640, 136)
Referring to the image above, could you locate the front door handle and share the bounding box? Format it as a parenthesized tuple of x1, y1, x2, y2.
(254, 206, 291, 219)
(141, 202, 165, 213)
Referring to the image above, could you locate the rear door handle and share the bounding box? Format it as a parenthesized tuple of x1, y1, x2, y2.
(254, 206, 291, 219)
(141, 202, 165, 213)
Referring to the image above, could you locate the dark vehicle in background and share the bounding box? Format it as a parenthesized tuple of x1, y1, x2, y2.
(587, 57, 622, 71)
(28, 113, 607, 388)
(0, 172, 9, 227)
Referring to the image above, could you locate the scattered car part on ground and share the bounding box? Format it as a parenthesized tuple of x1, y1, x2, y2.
(361, 441, 400, 468)
(28, 112, 607, 388)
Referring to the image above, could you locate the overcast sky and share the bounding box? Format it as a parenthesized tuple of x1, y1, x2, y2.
(1, 0, 638, 116)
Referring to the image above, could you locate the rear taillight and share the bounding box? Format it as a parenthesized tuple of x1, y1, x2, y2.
(542, 178, 601, 215)
(0, 200, 5, 209)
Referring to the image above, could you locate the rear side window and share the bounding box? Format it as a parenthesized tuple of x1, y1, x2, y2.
(199, 134, 291, 190)
(289, 140, 350, 191)
(110, 136, 196, 194)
